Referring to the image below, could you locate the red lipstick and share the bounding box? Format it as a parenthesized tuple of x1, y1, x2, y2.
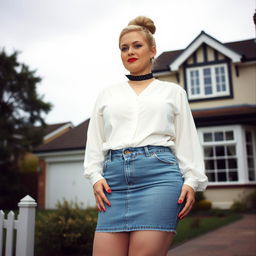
(128, 58, 138, 63)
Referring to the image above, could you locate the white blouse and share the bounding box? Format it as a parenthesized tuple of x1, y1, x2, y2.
(83, 79, 208, 191)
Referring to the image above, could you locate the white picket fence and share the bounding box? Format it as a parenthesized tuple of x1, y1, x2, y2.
(0, 195, 37, 256)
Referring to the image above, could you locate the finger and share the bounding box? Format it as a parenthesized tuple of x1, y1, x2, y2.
(100, 190, 111, 207)
(178, 189, 188, 204)
(179, 203, 192, 219)
(94, 186, 107, 211)
(96, 203, 101, 212)
(178, 198, 195, 219)
(95, 187, 111, 209)
(102, 181, 112, 194)
(96, 194, 106, 212)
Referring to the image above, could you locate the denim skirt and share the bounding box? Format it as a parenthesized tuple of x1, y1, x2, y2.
(95, 145, 185, 234)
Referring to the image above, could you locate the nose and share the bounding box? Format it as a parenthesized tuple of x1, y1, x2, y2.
(128, 47, 134, 55)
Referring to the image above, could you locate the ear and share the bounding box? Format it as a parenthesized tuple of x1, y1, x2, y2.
(150, 46, 156, 59)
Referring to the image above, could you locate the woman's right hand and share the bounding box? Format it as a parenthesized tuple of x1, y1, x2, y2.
(93, 178, 112, 212)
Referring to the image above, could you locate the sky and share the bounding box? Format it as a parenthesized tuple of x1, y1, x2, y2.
(1, 0, 255, 126)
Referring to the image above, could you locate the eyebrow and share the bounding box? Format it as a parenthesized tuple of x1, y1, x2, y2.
(120, 41, 142, 47)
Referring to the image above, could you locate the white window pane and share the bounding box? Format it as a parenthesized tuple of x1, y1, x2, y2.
(246, 145, 253, 156)
(203, 68, 212, 95)
(206, 172, 216, 182)
(204, 132, 213, 142)
(249, 171, 255, 181)
(215, 66, 227, 92)
(190, 70, 200, 95)
(217, 159, 226, 169)
(247, 158, 255, 169)
(225, 131, 234, 140)
(205, 160, 215, 170)
(214, 132, 224, 141)
(204, 147, 214, 157)
(228, 172, 238, 181)
(216, 146, 225, 156)
(217, 172, 227, 181)
(227, 145, 236, 156)
(246, 131, 252, 142)
(228, 158, 238, 169)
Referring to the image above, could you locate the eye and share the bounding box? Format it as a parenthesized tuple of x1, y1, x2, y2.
(134, 44, 142, 49)
(121, 46, 128, 52)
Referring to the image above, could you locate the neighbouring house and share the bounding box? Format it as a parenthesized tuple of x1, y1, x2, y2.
(34, 120, 94, 209)
(41, 122, 74, 144)
(34, 31, 256, 209)
(21, 122, 74, 201)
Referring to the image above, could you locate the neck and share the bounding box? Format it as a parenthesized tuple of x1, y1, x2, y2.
(125, 72, 154, 81)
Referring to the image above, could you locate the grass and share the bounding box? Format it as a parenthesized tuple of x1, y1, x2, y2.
(172, 211, 242, 247)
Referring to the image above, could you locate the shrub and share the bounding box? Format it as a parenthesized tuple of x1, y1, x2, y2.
(35, 200, 97, 256)
(246, 189, 256, 210)
(230, 200, 247, 212)
(195, 191, 206, 201)
(191, 192, 208, 213)
(197, 199, 212, 211)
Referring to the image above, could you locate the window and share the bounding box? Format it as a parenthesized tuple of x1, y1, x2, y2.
(186, 64, 230, 100)
(202, 129, 238, 183)
(245, 130, 256, 181)
(198, 126, 256, 185)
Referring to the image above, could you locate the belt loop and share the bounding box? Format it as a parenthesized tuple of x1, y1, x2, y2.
(108, 149, 112, 161)
(144, 146, 150, 156)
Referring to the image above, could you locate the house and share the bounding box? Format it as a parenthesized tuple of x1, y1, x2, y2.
(153, 31, 256, 208)
(21, 122, 74, 201)
(34, 120, 94, 209)
(34, 32, 256, 209)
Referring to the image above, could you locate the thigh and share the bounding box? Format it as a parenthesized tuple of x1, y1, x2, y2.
(128, 230, 175, 256)
(93, 232, 130, 256)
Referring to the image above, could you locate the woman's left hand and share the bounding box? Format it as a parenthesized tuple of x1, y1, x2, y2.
(177, 184, 195, 219)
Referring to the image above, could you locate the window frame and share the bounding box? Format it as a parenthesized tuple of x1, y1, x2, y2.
(186, 63, 230, 100)
(198, 125, 256, 186)
(243, 126, 256, 183)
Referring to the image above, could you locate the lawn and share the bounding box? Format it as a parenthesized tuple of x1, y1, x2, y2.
(172, 211, 242, 247)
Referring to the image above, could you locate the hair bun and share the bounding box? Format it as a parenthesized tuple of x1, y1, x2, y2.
(128, 16, 156, 34)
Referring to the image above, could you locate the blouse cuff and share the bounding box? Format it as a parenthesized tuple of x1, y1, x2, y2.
(183, 178, 199, 192)
(183, 177, 208, 192)
(86, 172, 105, 187)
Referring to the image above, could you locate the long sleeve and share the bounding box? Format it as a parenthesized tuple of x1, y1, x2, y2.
(174, 88, 208, 191)
(83, 90, 106, 186)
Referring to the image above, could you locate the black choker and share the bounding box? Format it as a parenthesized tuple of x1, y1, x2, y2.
(125, 72, 154, 81)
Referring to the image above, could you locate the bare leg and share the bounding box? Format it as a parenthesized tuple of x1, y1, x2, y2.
(92, 231, 130, 256)
(128, 230, 175, 256)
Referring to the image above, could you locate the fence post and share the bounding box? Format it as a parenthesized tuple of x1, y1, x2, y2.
(15, 195, 37, 256)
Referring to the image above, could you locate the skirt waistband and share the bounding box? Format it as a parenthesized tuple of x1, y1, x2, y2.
(107, 145, 172, 159)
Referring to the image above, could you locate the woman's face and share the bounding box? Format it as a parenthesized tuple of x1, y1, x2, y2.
(120, 31, 156, 76)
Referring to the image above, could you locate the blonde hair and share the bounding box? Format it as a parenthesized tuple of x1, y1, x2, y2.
(119, 16, 156, 49)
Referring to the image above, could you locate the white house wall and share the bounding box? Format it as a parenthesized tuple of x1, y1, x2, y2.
(37, 151, 96, 209)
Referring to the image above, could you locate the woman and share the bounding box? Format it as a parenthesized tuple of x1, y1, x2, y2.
(83, 16, 208, 256)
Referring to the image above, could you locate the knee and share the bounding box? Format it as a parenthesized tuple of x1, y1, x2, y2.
(129, 246, 168, 256)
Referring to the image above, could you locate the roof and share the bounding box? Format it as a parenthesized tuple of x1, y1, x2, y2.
(33, 122, 72, 136)
(34, 120, 89, 153)
(193, 105, 256, 127)
(34, 105, 256, 154)
(153, 32, 256, 73)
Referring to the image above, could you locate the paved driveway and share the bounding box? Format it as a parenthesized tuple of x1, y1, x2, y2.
(167, 214, 256, 256)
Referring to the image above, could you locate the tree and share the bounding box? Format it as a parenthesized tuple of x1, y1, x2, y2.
(0, 49, 52, 208)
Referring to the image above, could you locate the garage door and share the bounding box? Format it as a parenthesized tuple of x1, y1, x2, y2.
(46, 161, 96, 209)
